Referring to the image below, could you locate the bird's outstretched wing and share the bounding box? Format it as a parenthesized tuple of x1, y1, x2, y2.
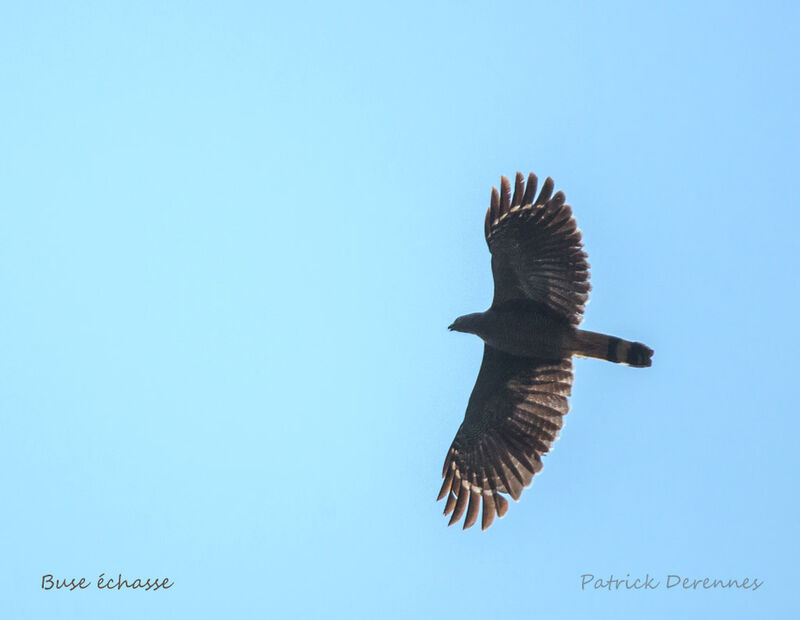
(485, 172, 590, 326)
(438, 346, 573, 530)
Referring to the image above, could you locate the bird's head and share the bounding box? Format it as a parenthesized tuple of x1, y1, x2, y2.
(448, 312, 484, 335)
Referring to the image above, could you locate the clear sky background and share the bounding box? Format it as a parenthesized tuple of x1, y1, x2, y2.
(1, 2, 798, 618)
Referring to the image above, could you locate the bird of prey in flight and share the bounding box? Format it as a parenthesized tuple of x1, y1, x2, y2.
(439, 172, 653, 530)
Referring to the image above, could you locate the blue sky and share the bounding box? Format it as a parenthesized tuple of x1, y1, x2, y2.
(1, 1, 798, 618)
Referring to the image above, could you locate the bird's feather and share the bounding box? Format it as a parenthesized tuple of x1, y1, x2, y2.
(440, 346, 573, 529)
(485, 172, 591, 326)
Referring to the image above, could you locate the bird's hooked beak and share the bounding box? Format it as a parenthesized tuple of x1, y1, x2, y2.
(448, 323, 455, 331)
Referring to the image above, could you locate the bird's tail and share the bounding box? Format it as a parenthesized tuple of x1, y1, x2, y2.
(571, 329, 653, 368)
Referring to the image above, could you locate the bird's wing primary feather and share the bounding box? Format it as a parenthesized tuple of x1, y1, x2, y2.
(485, 172, 591, 326)
(438, 346, 573, 530)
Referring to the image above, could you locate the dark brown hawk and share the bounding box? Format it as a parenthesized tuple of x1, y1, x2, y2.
(439, 172, 653, 530)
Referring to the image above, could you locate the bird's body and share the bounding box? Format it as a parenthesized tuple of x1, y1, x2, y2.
(440, 172, 653, 531)
(450, 306, 571, 360)
(451, 305, 652, 367)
